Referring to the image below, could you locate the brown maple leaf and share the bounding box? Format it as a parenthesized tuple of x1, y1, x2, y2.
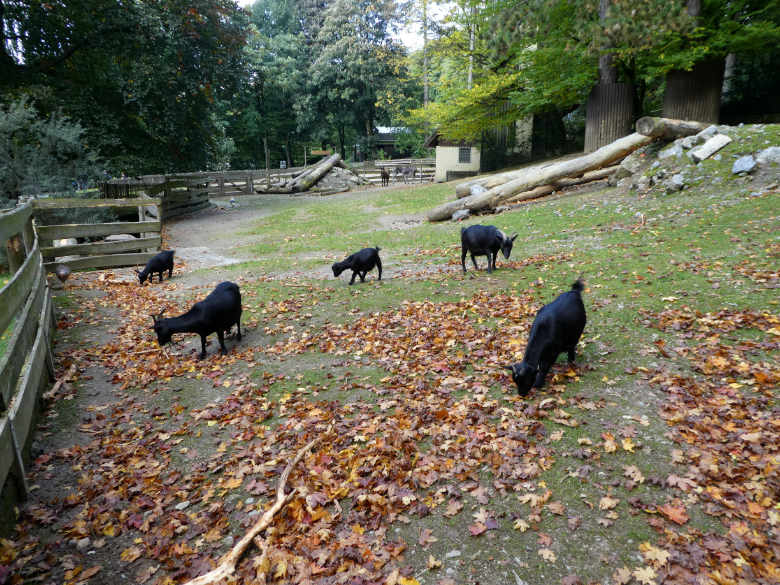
(658, 502, 689, 525)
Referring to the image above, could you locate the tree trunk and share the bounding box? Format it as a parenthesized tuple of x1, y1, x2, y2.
(264, 136, 270, 188)
(428, 132, 652, 221)
(584, 0, 634, 152)
(287, 153, 341, 192)
(635, 116, 708, 139)
(662, 58, 725, 124)
(584, 83, 634, 152)
(423, 0, 429, 105)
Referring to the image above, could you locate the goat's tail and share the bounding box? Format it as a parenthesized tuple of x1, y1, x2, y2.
(571, 277, 585, 292)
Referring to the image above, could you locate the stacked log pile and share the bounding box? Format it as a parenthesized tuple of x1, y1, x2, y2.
(255, 154, 368, 194)
(427, 117, 709, 222)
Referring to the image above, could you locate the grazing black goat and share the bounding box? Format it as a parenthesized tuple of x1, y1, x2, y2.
(461, 225, 517, 273)
(506, 279, 587, 396)
(152, 281, 242, 359)
(332, 247, 382, 285)
(137, 250, 175, 284)
(380, 168, 390, 187)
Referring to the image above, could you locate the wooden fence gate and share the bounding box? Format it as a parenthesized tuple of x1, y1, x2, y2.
(33, 197, 162, 272)
(0, 202, 55, 500)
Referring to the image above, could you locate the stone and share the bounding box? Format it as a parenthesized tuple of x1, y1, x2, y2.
(756, 146, 780, 165)
(659, 143, 683, 159)
(451, 209, 470, 222)
(732, 155, 756, 174)
(175, 500, 190, 511)
(689, 134, 732, 163)
(696, 125, 719, 141)
(634, 175, 650, 191)
(76, 538, 91, 551)
(680, 135, 703, 150)
(494, 205, 510, 214)
(665, 174, 685, 193)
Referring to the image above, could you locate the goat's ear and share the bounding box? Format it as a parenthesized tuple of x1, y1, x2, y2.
(150, 313, 158, 323)
(510, 233, 518, 241)
(135, 268, 141, 274)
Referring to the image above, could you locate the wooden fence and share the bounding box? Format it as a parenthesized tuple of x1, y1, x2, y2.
(0, 203, 55, 500)
(34, 198, 162, 272)
(145, 159, 438, 198)
(101, 176, 211, 220)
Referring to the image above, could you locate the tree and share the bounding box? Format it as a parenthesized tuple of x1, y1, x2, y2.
(307, 0, 403, 158)
(0, 97, 102, 206)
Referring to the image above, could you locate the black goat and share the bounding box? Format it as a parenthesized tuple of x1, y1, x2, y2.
(137, 250, 175, 284)
(332, 247, 382, 285)
(506, 279, 587, 395)
(461, 225, 517, 273)
(152, 281, 242, 359)
(380, 168, 390, 187)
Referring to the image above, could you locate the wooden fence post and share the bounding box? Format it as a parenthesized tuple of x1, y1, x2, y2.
(8, 420, 29, 499)
(5, 234, 26, 273)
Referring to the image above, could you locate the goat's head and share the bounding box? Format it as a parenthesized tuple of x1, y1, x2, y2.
(136, 267, 148, 285)
(151, 310, 171, 346)
(505, 362, 536, 396)
(331, 260, 347, 278)
(500, 233, 518, 259)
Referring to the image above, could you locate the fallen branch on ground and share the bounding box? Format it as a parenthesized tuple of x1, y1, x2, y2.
(43, 363, 78, 400)
(181, 434, 322, 585)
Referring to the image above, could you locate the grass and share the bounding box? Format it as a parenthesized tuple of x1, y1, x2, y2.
(225, 125, 778, 583)
(36, 124, 779, 584)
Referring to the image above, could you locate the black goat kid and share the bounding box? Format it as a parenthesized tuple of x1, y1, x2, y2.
(137, 250, 175, 284)
(332, 247, 382, 285)
(152, 281, 242, 359)
(461, 225, 517, 273)
(506, 279, 587, 395)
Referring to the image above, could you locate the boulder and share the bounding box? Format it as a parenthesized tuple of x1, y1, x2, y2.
(732, 155, 757, 174)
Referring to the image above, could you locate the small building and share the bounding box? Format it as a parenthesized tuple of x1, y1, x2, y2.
(373, 126, 407, 158)
(423, 133, 481, 182)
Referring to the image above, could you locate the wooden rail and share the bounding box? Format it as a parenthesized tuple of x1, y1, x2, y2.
(0, 203, 55, 500)
(33, 198, 162, 272)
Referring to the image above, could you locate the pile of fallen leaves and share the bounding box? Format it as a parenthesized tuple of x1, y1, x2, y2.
(634, 307, 779, 584)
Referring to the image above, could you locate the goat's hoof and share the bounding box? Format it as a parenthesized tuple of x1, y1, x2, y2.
(236, 334, 242, 341)
(198, 353, 207, 360)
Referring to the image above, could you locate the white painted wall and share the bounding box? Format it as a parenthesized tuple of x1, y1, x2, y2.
(434, 146, 481, 182)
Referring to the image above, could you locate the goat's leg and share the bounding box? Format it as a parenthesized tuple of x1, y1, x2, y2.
(471, 254, 479, 271)
(461, 247, 468, 273)
(486, 252, 493, 273)
(168, 267, 173, 279)
(375, 257, 382, 280)
(198, 335, 208, 360)
(534, 360, 551, 388)
(359, 271, 366, 282)
(217, 330, 227, 354)
(567, 347, 577, 363)
(236, 319, 242, 341)
(349, 271, 357, 285)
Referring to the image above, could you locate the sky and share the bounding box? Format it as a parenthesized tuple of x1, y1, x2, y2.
(234, 0, 450, 52)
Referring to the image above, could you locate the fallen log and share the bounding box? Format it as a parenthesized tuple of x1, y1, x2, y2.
(428, 133, 653, 221)
(454, 157, 566, 199)
(287, 153, 341, 192)
(635, 116, 709, 139)
(502, 165, 618, 206)
(182, 435, 322, 585)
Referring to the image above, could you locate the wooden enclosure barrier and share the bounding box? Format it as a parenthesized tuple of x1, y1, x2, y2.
(34, 197, 162, 272)
(104, 176, 211, 219)
(0, 202, 55, 499)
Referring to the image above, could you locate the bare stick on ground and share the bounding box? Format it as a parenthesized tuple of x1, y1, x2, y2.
(182, 434, 322, 585)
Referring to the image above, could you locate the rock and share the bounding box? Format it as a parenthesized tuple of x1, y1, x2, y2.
(634, 175, 650, 191)
(680, 135, 703, 150)
(494, 205, 510, 214)
(665, 174, 685, 193)
(732, 155, 757, 174)
(617, 177, 632, 189)
(756, 146, 780, 165)
(76, 538, 91, 551)
(689, 134, 732, 163)
(175, 500, 190, 511)
(659, 143, 684, 159)
(105, 234, 138, 242)
(696, 125, 719, 141)
(451, 209, 470, 222)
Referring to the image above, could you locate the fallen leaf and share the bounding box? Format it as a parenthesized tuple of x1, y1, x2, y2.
(599, 496, 619, 510)
(658, 502, 689, 525)
(633, 566, 657, 585)
(538, 548, 556, 563)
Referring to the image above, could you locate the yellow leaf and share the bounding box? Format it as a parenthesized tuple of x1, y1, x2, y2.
(273, 559, 288, 579)
(621, 437, 635, 452)
(101, 524, 116, 537)
(120, 546, 142, 563)
(538, 548, 556, 563)
(633, 566, 657, 585)
(513, 518, 530, 532)
(399, 577, 420, 585)
(427, 554, 442, 569)
(599, 496, 620, 510)
(223, 477, 242, 489)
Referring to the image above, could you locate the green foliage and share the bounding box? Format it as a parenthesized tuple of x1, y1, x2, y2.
(0, 97, 101, 205)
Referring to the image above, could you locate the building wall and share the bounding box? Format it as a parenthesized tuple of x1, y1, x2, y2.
(434, 146, 481, 182)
